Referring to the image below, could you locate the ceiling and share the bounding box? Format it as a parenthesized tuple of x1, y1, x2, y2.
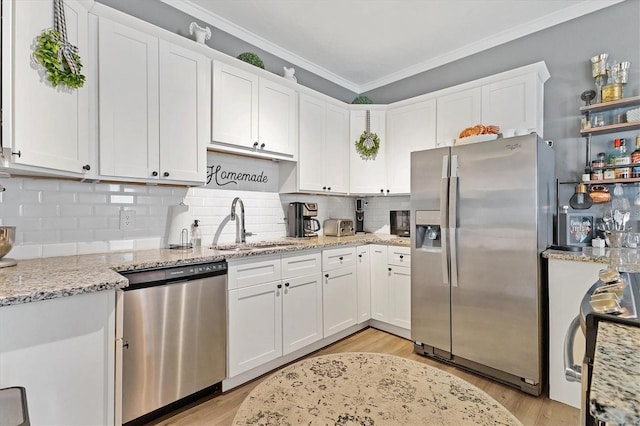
(162, 0, 623, 93)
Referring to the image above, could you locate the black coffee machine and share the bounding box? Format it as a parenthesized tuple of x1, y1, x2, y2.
(287, 202, 320, 237)
(355, 199, 366, 233)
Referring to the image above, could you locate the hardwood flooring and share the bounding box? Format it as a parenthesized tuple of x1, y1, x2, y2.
(150, 328, 579, 426)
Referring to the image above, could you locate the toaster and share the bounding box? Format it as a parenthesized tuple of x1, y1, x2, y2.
(323, 219, 355, 237)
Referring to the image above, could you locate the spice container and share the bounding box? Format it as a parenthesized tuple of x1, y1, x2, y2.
(615, 167, 630, 179)
(604, 168, 616, 180)
(591, 169, 604, 180)
(592, 159, 605, 169)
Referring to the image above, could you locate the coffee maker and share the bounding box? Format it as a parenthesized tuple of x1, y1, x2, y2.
(355, 199, 366, 233)
(287, 202, 320, 238)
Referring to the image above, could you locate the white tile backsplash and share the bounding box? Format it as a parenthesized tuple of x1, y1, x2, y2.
(0, 176, 410, 259)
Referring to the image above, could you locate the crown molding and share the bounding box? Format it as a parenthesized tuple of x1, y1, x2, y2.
(160, 0, 624, 94)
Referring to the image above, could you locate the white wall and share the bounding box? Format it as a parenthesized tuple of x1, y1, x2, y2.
(0, 177, 392, 259)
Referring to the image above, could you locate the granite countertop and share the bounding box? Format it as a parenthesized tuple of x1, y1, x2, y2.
(543, 247, 640, 272)
(589, 321, 640, 425)
(0, 234, 409, 307)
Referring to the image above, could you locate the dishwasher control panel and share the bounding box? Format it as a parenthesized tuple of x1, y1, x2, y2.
(122, 260, 227, 287)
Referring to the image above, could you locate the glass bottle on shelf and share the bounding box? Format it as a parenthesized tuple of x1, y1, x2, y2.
(608, 138, 621, 165)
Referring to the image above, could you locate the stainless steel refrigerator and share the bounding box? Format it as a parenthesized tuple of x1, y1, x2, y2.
(410, 134, 554, 395)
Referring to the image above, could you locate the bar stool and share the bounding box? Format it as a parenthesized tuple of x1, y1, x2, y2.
(0, 387, 30, 426)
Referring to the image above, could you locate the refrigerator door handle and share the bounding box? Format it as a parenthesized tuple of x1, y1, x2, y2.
(440, 155, 449, 228)
(564, 315, 582, 382)
(448, 171, 458, 288)
(441, 226, 449, 285)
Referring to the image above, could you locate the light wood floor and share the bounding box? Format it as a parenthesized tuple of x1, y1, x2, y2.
(151, 328, 579, 426)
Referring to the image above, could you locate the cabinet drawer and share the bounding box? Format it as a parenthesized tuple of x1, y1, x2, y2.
(228, 255, 281, 289)
(322, 247, 356, 271)
(388, 246, 411, 267)
(281, 251, 321, 279)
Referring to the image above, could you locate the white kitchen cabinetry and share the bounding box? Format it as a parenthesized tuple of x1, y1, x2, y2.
(386, 99, 437, 193)
(548, 258, 603, 409)
(0, 291, 116, 425)
(98, 17, 209, 183)
(2, 0, 91, 176)
(356, 245, 371, 323)
(227, 252, 322, 377)
(322, 247, 358, 337)
(349, 109, 387, 195)
(298, 94, 349, 194)
(436, 87, 482, 147)
(212, 61, 297, 159)
(369, 244, 411, 330)
(481, 73, 542, 137)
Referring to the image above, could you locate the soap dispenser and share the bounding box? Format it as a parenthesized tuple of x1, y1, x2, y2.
(191, 220, 202, 247)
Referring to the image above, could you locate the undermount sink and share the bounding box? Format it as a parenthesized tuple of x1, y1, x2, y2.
(212, 241, 299, 252)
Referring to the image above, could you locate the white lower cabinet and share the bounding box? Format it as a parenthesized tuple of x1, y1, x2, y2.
(227, 252, 322, 377)
(548, 258, 603, 409)
(356, 245, 371, 323)
(0, 291, 116, 426)
(322, 246, 358, 337)
(370, 244, 411, 330)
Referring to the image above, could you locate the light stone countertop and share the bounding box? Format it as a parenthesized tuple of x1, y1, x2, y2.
(543, 247, 640, 272)
(589, 321, 640, 425)
(0, 234, 409, 307)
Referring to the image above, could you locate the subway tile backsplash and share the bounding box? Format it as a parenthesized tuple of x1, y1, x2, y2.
(0, 177, 408, 259)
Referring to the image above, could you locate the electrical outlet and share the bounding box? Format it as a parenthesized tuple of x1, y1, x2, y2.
(119, 210, 135, 230)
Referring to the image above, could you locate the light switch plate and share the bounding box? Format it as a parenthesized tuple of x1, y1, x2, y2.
(119, 210, 135, 230)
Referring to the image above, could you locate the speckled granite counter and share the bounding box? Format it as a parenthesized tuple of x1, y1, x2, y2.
(0, 235, 409, 307)
(589, 321, 640, 425)
(543, 247, 640, 272)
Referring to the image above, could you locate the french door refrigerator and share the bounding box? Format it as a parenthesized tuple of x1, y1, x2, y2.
(410, 134, 554, 395)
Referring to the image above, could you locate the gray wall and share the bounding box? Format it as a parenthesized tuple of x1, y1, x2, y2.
(97, 0, 640, 183)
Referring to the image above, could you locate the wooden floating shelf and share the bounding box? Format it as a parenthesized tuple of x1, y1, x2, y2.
(580, 95, 640, 113)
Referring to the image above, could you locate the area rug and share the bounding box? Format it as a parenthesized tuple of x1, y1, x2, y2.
(233, 352, 522, 425)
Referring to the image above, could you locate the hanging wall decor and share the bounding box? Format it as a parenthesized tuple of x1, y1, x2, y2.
(355, 110, 380, 160)
(33, 0, 85, 89)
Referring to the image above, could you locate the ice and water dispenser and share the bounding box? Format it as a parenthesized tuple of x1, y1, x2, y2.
(414, 210, 443, 249)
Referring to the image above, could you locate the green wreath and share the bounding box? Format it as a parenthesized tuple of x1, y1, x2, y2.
(355, 130, 380, 160)
(33, 29, 85, 89)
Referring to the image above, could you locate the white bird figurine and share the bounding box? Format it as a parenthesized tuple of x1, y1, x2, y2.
(283, 66, 297, 82)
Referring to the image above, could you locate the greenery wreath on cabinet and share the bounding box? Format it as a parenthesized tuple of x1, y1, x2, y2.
(355, 130, 380, 160)
(33, 29, 85, 89)
(237, 52, 265, 69)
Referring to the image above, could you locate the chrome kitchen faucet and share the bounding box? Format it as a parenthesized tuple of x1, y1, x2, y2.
(230, 197, 253, 243)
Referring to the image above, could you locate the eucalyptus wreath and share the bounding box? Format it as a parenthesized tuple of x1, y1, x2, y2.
(355, 130, 380, 160)
(33, 29, 85, 89)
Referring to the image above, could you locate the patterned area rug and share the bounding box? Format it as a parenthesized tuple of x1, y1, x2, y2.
(233, 352, 522, 425)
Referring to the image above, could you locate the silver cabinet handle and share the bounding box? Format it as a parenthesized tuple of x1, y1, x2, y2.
(564, 315, 582, 382)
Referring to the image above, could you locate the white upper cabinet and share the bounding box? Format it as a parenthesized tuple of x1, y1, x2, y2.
(386, 99, 437, 194)
(3, 0, 91, 176)
(349, 109, 387, 195)
(97, 17, 209, 184)
(481, 73, 541, 136)
(212, 61, 297, 159)
(436, 87, 481, 147)
(158, 41, 209, 182)
(298, 94, 349, 194)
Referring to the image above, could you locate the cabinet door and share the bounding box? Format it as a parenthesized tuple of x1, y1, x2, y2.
(282, 273, 323, 355)
(0, 291, 115, 425)
(369, 245, 389, 322)
(388, 246, 411, 267)
(281, 251, 322, 280)
(298, 94, 326, 192)
(228, 255, 281, 290)
(228, 281, 282, 377)
(548, 259, 603, 408)
(324, 103, 350, 194)
(436, 88, 481, 146)
(158, 41, 209, 183)
(481, 74, 537, 134)
(388, 266, 411, 330)
(98, 17, 159, 179)
(212, 61, 258, 148)
(356, 245, 371, 323)
(322, 266, 357, 337)
(258, 79, 297, 158)
(10, 0, 89, 174)
(386, 100, 437, 194)
(349, 110, 387, 194)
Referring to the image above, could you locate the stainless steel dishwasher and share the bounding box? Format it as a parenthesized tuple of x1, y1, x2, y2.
(120, 260, 227, 425)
